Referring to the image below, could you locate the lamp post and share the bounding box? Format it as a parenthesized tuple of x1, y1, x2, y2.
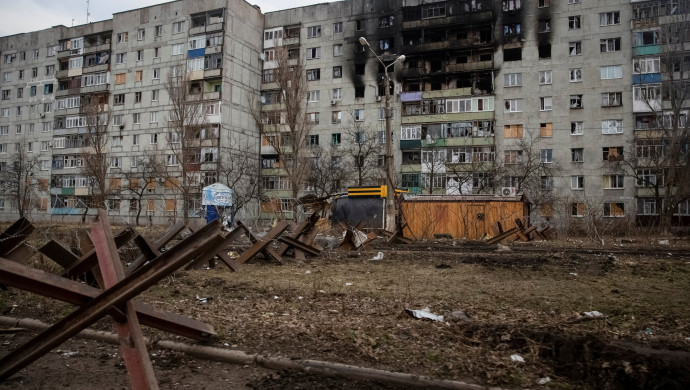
(359, 37, 405, 232)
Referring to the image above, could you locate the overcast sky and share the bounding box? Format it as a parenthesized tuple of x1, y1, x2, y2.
(0, 0, 329, 37)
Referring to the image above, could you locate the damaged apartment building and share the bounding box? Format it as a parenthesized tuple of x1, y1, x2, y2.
(1, 0, 688, 226)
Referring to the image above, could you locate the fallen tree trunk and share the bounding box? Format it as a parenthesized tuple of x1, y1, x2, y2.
(0, 315, 501, 390)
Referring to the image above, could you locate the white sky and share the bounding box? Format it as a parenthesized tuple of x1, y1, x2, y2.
(0, 0, 330, 37)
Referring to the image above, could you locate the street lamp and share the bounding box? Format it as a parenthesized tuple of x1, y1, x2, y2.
(359, 37, 405, 232)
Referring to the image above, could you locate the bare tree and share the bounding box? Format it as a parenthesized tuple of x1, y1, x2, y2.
(610, 12, 690, 231)
(249, 46, 314, 219)
(0, 141, 45, 218)
(306, 144, 348, 198)
(342, 120, 384, 187)
(122, 156, 160, 226)
(164, 66, 211, 223)
(217, 144, 260, 224)
(81, 95, 112, 217)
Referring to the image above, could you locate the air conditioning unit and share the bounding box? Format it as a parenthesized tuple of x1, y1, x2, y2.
(330, 99, 337, 105)
(39, 113, 45, 118)
(376, 96, 382, 102)
(501, 187, 517, 197)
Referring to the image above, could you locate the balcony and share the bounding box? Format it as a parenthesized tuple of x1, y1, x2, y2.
(203, 91, 221, 100)
(56, 69, 70, 79)
(80, 84, 108, 94)
(633, 18, 659, 30)
(283, 37, 300, 46)
(634, 45, 661, 56)
(83, 43, 110, 54)
(402, 11, 493, 30)
(400, 140, 422, 150)
(55, 87, 80, 97)
(205, 45, 223, 55)
(204, 68, 222, 79)
(206, 22, 224, 33)
(447, 60, 493, 72)
(82, 64, 109, 74)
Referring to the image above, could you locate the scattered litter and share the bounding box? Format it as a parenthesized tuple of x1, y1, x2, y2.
(570, 273, 578, 276)
(226, 251, 239, 258)
(537, 377, 551, 385)
(404, 308, 444, 322)
(224, 343, 229, 347)
(345, 282, 354, 286)
(685, 337, 690, 341)
(584, 311, 604, 318)
(178, 299, 187, 303)
(195, 295, 208, 304)
(446, 310, 472, 323)
(608, 254, 618, 262)
(298, 296, 303, 300)
(436, 264, 451, 269)
(273, 296, 280, 300)
(645, 328, 653, 335)
(62, 351, 78, 357)
(510, 354, 525, 363)
(496, 243, 511, 252)
(371, 252, 384, 261)
(659, 240, 669, 245)
(305, 270, 311, 274)
(328, 309, 338, 313)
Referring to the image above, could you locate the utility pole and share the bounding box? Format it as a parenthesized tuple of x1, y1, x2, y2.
(359, 37, 405, 232)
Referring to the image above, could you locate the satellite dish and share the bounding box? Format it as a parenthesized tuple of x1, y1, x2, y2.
(259, 53, 266, 61)
(259, 95, 266, 104)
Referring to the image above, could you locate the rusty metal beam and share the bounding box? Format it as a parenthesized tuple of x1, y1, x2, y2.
(92, 211, 158, 389)
(0, 218, 34, 256)
(0, 220, 225, 381)
(0, 257, 215, 339)
(39, 240, 80, 269)
(276, 236, 321, 256)
(5, 243, 36, 263)
(235, 222, 289, 264)
(125, 222, 186, 276)
(61, 226, 136, 279)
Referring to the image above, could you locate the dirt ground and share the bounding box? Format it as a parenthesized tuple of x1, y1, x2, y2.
(1, 225, 690, 389)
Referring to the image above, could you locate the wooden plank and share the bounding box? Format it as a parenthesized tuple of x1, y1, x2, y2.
(0, 220, 225, 381)
(39, 240, 80, 269)
(0, 257, 215, 340)
(5, 243, 36, 263)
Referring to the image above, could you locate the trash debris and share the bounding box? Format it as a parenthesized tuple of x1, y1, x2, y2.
(446, 310, 472, 323)
(404, 308, 444, 322)
(496, 243, 511, 252)
(195, 295, 208, 304)
(537, 377, 551, 385)
(298, 296, 303, 300)
(371, 251, 384, 260)
(645, 328, 653, 335)
(226, 251, 239, 258)
(273, 296, 280, 300)
(659, 240, 669, 245)
(510, 354, 525, 363)
(584, 311, 604, 318)
(345, 283, 353, 286)
(305, 270, 311, 274)
(570, 272, 578, 276)
(61, 351, 78, 357)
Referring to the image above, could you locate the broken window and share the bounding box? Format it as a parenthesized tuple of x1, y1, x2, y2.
(379, 15, 394, 28)
(503, 24, 521, 38)
(502, 0, 521, 11)
(570, 95, 583, 109)
(503, 48, 521, 61)
(538, 45, 551, 59)
(538, 20, 551, 33)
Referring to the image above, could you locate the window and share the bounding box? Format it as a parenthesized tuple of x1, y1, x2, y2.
(569, 68, 582, 82)
(114, 94, 125, 105)
(602, 146, 623, 161)
(43, 122, 52, 132)
(354, 109, 365, 121)
(308, 90, 320, 102)
(422, 3, 446, 19)
(540, 149, 553, 163)
(172, 43, 184, 55)
(113, 115, 123, 126)
(332, 111, 342, 124)
(333, 44, 343, 57)
(633, 30, 659, 46)
(355, 63, 365, 76)
(634, 84, 661, 102)
(504, 150, 523, 164)
(538, 19, 551, 33)
(571, 176, 584, 190)
(503, 47, 522, 61)
(571, 203, 585, 217)
(112, 136, 123, 147)
(30, 86, 36, 96)
(153, 68, 160, 80)
(600, 38, 621, 53)
(504, 124, 523, 138)
(306, 69, 320, 81)
(1, 90, 9, 100)
(636, 169, 663, 187)
(152, 90, 159, 101)
(155, 25, 162, 37)
(570, 95, 583, 109)
(308, 135, 319, 146)
(15, 125, 21, 134)
(540, 123, 553, 137)
(262, 69, 274, 83)
(332, 88, 342, 101)
(504, 73, 522, 87)
(166, 154, 178, 166)
(604, 175, 625, 189)
(117, 32, 128, 43)
(602, 120, 623, 134)
(540, 176, 554, 190)
(150, 112, 158, 123)
(379, 38, 393, 51)
(539, 71, 552, 85)
(333, 66, 342, 78)
(538, 0, 551, 6)
(637, 198, 658, 215)
(540, 97, 552, 111)
(603, 203, 625, 217)
(569, 42, 581, 56)
(571, 148, 584, 162)
(307, 26, 322, 38)
(504, 99, 523, 113)
(133, 134, 140, 145)
(110, 157, 123, 168)
(68, 57, 83, 69)
(600, 11, 620, 26)
(1, 108, 8, 117)
(307, 112, 319, 124)
(601, 66, 622, 79)
(136, 50, 144, 61)
(154, 47, 160, 58)
(355, 19, 365, 30)
(331, 133, 341, 145)
(568, 0, 580, 3)
(306, 47, 321, 59)
(138, 28, 145, 41)
(19, 70, 24, 79)
(569, 16, 581, 29)
(401, 125, 422, 140)
(333, 22, 343, 34)
(601, 93, 622, 107)
(135, 70, 143, 82)
(115, 73, 126, 84)
(633, 57, 660, 74)
(173, 21, 186, 34)
(32, 68, 38, 78)
(150, 133, 158, 144)
(45, 65, 55, 75)
(43, 84, 53, 95)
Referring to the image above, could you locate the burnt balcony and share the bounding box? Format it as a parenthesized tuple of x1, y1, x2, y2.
(402, 10, 493, 30)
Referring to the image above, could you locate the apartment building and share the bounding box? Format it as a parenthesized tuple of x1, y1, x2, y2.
(0, 0, 264, 223)
(1, 0, 687, 227)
